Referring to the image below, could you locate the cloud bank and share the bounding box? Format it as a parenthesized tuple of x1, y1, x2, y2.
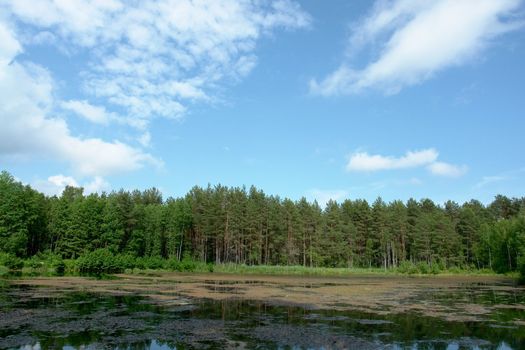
(310, 0, 523, 95)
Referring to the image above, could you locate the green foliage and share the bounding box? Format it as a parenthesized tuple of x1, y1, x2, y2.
(165, 255, 205, 272)
(76, 248, 122, 273)
(135, 256, 165, 270)
(0, 252, 24, 270)
(396, 261, 440, 275)
(1, 170, 525, 279)
(397, 261, 419, 275)
(519, 258, 525, 284)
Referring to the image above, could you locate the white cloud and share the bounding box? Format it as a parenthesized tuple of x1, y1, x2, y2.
(346, 148, 467, 178)
(35, 174, 110, 196)
(1, 0, 310, 180)
(346, 149, 438, 171)
(3, 0, 311, 125)
(0, 21, 21, 64)
(427, 161, 468, 177)
(84, 176, 110, 194)
(0, 24, 161, 178)
(48, 174, 79, 188)
(61, 100, 110, 124)
(310, 0, 523, 95)
(308, 189, 349, 207)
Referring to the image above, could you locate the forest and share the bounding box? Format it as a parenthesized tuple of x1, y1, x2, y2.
(1, 170, 524, 277)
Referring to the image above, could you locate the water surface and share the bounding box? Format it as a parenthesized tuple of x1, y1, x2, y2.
(0, 277, 524, 349)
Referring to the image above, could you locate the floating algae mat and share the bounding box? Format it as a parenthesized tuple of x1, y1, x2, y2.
(0, 276, 524, 349)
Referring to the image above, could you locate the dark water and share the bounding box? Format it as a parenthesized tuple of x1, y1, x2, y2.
(0, 282, 524, 349)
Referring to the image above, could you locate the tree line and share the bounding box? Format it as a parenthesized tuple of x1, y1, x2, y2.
(1, 171, 524, 275)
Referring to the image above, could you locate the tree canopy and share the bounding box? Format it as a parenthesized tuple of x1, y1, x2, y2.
(1, 171, 524, 276)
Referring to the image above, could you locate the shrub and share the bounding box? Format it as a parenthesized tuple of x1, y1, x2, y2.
(115, 254, 137, 270)
(76, 248, 122, 273)
(166, 257, 181, 271)
(52, 259, 66, 274)
(25, 256, 44, 269)
(180, 255, 197, 271)
(417, 262, 430, 274)
(430, 263, 441, 275)
(519, 257, 525, 284)
(135, 256, 165, 270)
(397, 260, 418, 275)
(0, 252, 23, 270)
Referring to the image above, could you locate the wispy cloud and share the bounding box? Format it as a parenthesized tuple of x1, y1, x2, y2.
(475, 175, 508, 189)
(427, 161, 468, 178)
(61, 100, 110, 125)
(346, 148, 467, 177)
(310, 0, 523, 96)
(4, 0, 311, 126)
(474, 168, 525, 188)
(0, 0, 311, 180)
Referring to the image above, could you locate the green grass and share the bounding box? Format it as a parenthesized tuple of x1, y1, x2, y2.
(212, 263, 502, 277)
(0, 257, 505, 279)
(213, 264, 389, 276)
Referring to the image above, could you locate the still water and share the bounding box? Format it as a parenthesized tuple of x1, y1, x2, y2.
(0, 280, 524, 349)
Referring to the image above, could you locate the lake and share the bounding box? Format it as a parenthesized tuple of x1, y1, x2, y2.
(1, 274, 524, 349)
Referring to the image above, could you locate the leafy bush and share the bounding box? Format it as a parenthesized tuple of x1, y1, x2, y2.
(53, 259, 66, 274)
(23, 251, 65, 274)
(0, 252, 23, 270)
(416, 262, 430, 274)
(166, 257, 181, 271)
(76, 248, 122, 273)
(115, 254, 137, 270)
(179, 256, 196, 271)
(430, 263, 441, 275)
(25, 256, 45, 269)
(519, 257, 525, 284)
(135, 256, 165, 270)
(166, 256, 194, 272)
(207, 263, 214, 272)
(397, 261, 418, 275)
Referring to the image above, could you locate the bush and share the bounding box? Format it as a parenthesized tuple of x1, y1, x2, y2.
(25, 256, 45, 269)
(417, 262, 430, 274)
(115, 254, 137, 270)
(180, 256, 196, 271)
(519, 257, 525, 284)
(397, 260, 418, 275)
(430, 263, 441, 275)
(0, 252, 23, 270)
(76, 248, 122, 273)
(53, 259, 66, 274)
(166, 257, 181, 271)
(23, 251, 65, 274)
(135, 256, 165, 270)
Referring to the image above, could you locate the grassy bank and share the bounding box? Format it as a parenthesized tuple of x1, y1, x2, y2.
(212, 263, 501, 277)
(0, 250, 507, 278)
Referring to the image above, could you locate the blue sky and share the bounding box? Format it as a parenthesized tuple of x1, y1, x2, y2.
(1, 0, 524, 206)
